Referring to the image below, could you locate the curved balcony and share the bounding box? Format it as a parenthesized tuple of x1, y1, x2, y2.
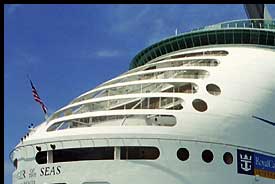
(192, 19, 275, 32)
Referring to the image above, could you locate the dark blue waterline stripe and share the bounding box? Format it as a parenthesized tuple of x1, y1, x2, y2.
(252, 116, 275, 126)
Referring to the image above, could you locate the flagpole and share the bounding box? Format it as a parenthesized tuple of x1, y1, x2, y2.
(45, 113, 49, 122)
(27, 74, 49, 121)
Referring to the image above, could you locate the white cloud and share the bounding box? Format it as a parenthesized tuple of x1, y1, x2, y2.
(4, 160, 14, 176)
(6, 4, 23, 15)
(96, 50, 121, 57)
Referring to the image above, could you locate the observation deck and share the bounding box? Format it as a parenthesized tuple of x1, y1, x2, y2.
(130, 19, 275, 69)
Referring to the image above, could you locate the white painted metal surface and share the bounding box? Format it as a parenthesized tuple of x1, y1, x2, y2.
(11, 45, 275, 184)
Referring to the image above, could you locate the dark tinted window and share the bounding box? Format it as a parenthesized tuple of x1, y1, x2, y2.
(120, 146, 160, 160)
(36, 146, 161, 164)
(53, 147, 114, 163)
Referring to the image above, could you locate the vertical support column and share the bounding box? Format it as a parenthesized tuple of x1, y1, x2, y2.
(173, 87, 175, 108)
(114, 147, 121, 160)
(107, 99, 110, 110)
(47, 150, 53, 163)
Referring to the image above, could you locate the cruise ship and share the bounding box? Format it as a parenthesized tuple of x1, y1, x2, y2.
(11, 4, 275, 184)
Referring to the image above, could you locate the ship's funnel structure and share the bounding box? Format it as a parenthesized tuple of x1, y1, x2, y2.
(244, 4, 272, 19)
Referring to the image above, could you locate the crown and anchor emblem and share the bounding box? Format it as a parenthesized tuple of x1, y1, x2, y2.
(240, 154, 252, 172)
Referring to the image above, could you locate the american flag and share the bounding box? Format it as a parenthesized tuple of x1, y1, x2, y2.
(29, 79, 48, 114)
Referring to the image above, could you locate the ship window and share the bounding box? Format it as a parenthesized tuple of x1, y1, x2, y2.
(48, 114, 176, 131)
(155, 48, 161, 57)
(35, 146, 161, 164)
(172, 41, 179, 50)
(208, 32, 216, 44)
(185, 36, 193, 48)
(204, 50, 228, 56)
(13, 159, 18, 169)
(53, 147, 114, 163)
(206, 84, 221, 96)
(47, 122, 63, 131)
(192, 99, 208, 112)
(200, 34, 208, 45)
(104, 69, 208, 86)
(49, 96, 184, 124)
(169, 50, 228, 60)
(120, 146, 160, 160)
(177, 148, 189, 161)
(69, 58, 218, 103)
(223, 152, 233, 165)
(202, 150, 214, 163)
(160, 46, 166, 54)
(35, 151, 47, 164)
(145, 66, 156, 70)
(177, 39, 185, 49)
(92, 59, 217, 89)
(193, 35, 201, 46)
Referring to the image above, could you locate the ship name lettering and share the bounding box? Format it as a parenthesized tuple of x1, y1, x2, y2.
(40, 166, 61, 176)
(16, 170, 26, 180)
(255, 157, 271, 167)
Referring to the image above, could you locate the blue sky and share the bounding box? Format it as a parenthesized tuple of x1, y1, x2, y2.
(4, 4, 275, 184)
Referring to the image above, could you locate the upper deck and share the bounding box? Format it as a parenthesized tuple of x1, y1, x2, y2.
(129, 19, 275, 69)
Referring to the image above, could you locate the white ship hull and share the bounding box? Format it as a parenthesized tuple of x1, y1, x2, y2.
(12, 46, 275, 184)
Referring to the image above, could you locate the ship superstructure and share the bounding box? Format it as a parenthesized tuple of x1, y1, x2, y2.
(11, 5, 275, 184)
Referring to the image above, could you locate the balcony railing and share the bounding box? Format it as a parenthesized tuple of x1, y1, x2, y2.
(192, 19, 275, 32)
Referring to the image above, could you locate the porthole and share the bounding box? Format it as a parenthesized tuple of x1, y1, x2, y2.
(192, 99, 208, 112)
(206, 84, 221, 96)
(223, 152, 233, 165)
(177, 148, 189, 161)
(202, 150, 214, 163)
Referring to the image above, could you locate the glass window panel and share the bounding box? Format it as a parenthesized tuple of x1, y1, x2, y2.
(217, 31, 225, 44)
(200, 34, 208, 45)
(208, 32, 216, 44)
(242, 30, 251, 44)
(184, 36, 193, 48)
(225, 31, 233, 44)
(120, 146, 160, 160)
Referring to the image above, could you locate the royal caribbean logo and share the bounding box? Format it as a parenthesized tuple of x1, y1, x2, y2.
(237, 149, 254, 175)
(237, 149, 275, 179)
